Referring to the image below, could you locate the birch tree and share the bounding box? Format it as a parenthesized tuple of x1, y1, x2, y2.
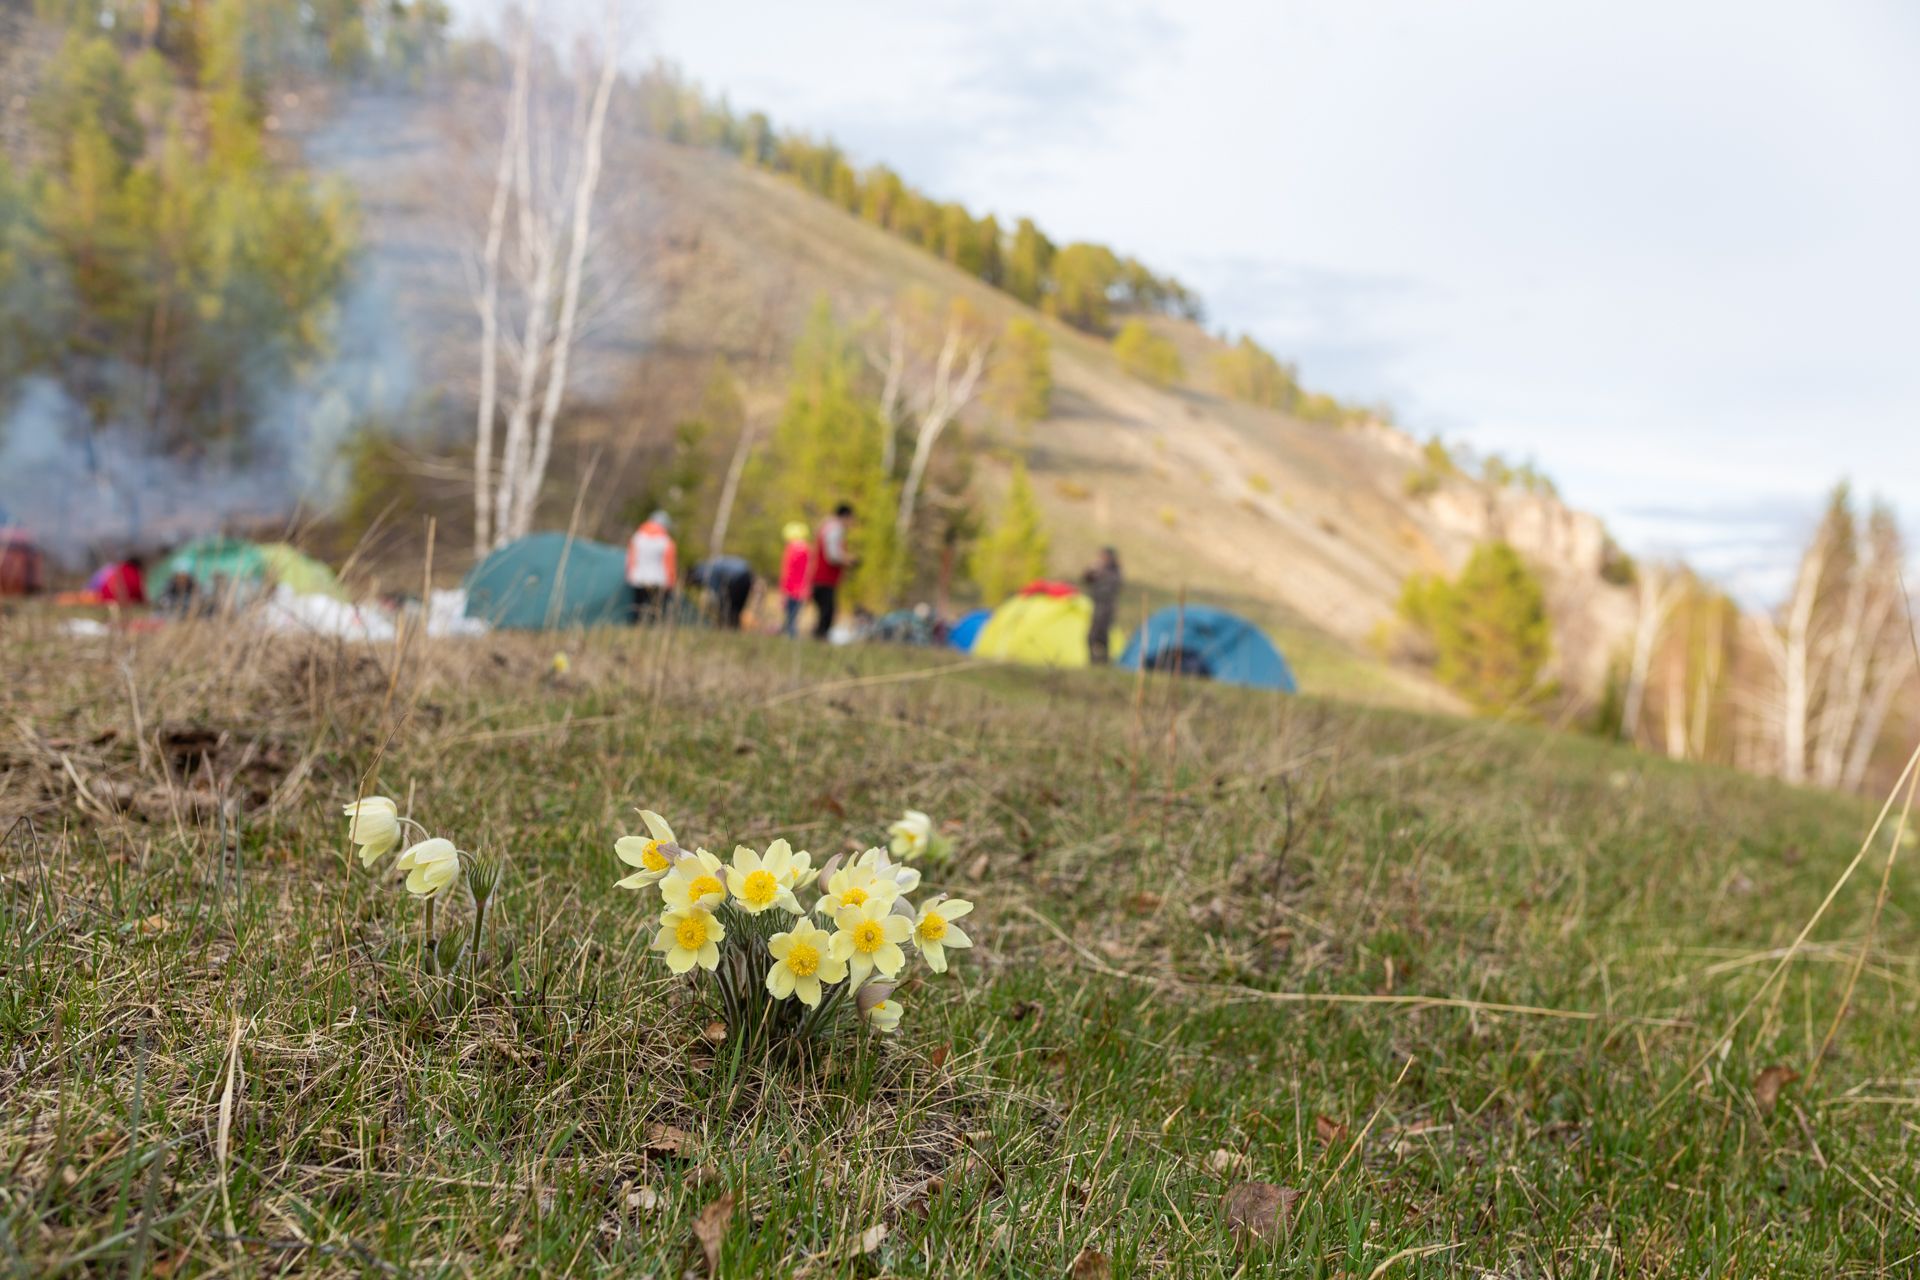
(866, 293, 994, 543)
(468, 5, 625, 550)
(1620, 563, 1684, 746)
(1757, 487, 1914, 789)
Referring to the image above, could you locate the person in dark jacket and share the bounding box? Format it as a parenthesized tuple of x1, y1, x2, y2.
(691, 555, 755, 629)
(1082, 546, 1122, 665)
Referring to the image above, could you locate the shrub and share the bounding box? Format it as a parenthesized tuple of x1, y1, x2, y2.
(1112, 319, 1183, 386)
(1398, 543, 1553, 713)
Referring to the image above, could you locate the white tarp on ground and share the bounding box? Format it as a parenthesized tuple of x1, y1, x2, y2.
(259, 584, 397, 642)
(258, 586, 488, 642)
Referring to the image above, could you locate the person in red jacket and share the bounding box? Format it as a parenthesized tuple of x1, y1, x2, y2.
(97, 555, 147, 606)
(810, 503, 854, 640)
(778, 521, 812, 637)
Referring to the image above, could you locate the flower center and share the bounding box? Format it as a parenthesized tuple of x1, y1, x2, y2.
(840, 885, 869, 908)
(641, 840, 669, 872)
(674, 914, 709, 949)
(852, 920, 885, 953)
(917, 912, 947, 943)
(742, 869, 779, 906)
(786, 939, 820, 977)
(686, 873, 724, 903)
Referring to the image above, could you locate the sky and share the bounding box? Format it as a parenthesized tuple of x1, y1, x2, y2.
(463, 0, 1920, 602)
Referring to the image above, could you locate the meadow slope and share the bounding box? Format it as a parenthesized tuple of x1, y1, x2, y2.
(3, 620, 1917, 1276)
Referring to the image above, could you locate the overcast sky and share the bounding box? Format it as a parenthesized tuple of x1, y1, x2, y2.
(463, 1, 1920, 601)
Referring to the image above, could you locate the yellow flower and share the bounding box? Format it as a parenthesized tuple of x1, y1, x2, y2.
(343, 796, 401, 866)
(652, 906, 725, 974)
(551, 651, 571, 676)
(398, 837, 460, 898)
(912, 897, 973, 974)
(615, 811, 680, 891)
(614, 834, 674, 890)
(856, 845, 921, 894)
(766, 918, 847, 1007)
(866, 998, 902, 1033)
(888, 809, 932, 861)
(817, 862, 901, 921)
(828, 898, 911, 986)
(855, 980, 901, 1032)
(661, 847, 728, 914)
(726, 840, 804, 915)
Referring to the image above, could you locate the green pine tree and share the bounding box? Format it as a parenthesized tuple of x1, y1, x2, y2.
(1402, 542, 1553, 713)
(969, 460, 1049, 604)
(741, 300, 903, 607)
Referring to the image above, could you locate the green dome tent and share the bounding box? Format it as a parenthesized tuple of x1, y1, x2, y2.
(464, 533, 630, 630)
(161, 538, 349, 601)
(161, 538, 268, 591)
(258, 543, 349, 600)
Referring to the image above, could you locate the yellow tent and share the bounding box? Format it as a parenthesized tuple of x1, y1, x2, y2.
(258, 543, 350, 600)
(973, 592, 1124, 669)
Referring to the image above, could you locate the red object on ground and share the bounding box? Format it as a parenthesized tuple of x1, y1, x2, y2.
(1018, 580, 1077, 599)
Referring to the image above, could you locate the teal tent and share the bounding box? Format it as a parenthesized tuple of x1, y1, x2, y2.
(1120, 605, 1297, 692)
(464, 533, 630, 630)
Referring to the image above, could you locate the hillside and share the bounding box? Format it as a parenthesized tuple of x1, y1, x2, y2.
(5, 618, 1913, 1275)
(291, 87, 1634, 709)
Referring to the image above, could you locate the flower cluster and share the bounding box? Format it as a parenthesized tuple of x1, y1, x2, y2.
(615, 809, 972, 1046)
(343, 795, 501, 973)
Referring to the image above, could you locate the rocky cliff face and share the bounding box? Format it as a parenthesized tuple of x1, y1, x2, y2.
(1395, 443, 1633, 699)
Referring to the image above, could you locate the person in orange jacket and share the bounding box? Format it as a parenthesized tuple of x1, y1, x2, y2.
(626, 511, 677, 623)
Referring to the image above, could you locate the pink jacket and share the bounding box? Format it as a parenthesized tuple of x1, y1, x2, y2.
(779, 538, 812, 600)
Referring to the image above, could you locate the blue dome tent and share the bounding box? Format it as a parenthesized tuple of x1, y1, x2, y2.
(948, 607, 992, 652)
(464, 533, 630, 630)
(1120, 605, 1297, 692)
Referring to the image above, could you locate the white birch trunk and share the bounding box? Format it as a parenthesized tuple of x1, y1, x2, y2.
(510, 17, 621, 540)
(471, 25, 530, 553)
(896, 338, 987, 541)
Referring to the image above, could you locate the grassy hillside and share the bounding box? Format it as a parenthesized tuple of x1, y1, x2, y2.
(292, 89, 1636, 712)
(3, 619, 1915, 1275)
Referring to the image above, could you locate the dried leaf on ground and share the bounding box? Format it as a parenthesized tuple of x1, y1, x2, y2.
(625, 1184, 660, 1211)
(1754, 1065, 1798, 1112)
(644, 1122, 694, 1158)
(1070, 1245, 1112, 1279)
(848, 1223, 887, 1256)
(929, 1044, 950, 1070)
(693, 1192, 735, 1278)
(1314, 1114, 1349, 1147)
(1127, 891, 1163, 914)
(1222, 1182, 1302, 1246)
(701, 1020, 727, 1044)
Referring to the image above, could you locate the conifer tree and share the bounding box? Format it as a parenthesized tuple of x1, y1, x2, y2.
(969, 460, 1049, 604)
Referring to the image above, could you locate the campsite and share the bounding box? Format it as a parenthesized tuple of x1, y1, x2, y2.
(4, 3, 1920, 1277)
